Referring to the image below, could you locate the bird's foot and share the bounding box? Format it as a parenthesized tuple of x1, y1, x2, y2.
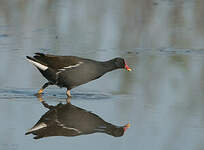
(38, 89, 44, 94)
(34, 89, 44, 96)
(34, 94, 44, 102)
(34, 92, 43, 97)
(66, 90, 72, 103)
(66, 97, 71, 103)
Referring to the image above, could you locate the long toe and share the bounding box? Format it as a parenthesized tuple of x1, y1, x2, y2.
(38, 89, 44, 94)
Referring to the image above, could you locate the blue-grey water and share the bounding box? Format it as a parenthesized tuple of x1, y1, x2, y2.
(0, 0, 204, 150)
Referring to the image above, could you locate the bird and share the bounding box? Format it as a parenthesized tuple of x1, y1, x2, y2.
(25, 100, 130, 139)
(26, 53, 132, 97)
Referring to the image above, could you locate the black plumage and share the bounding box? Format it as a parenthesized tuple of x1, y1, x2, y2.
(26, 53, 131, 97)
(25, 101, 130, 139)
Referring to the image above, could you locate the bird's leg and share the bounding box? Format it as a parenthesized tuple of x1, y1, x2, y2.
(66, 89, 71, 98)
(66, 97, 71, 103)
(36, 94, 54, 109)
(36, 93, 44, 102)
(37, 82, 52, 95)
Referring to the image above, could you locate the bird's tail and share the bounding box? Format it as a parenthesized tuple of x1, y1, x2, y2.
(26, 56, 48, 71)
(25, 122, 47, 135)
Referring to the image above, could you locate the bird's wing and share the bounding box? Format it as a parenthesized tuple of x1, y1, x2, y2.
(33, 53, 86, 70)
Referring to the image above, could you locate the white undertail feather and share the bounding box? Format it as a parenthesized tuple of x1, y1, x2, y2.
(27, 122, 47, 133)
(27, 58, 48, 71)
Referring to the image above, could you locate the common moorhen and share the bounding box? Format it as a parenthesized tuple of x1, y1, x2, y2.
(26, 53, 132, 97)
(25, 100, 130, 139)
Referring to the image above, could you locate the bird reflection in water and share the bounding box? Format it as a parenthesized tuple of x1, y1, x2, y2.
(25, 96, 130, 139)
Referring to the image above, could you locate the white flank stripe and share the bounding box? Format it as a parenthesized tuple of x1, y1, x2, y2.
(27, 59, 48, 71)
(62, 126, 81, 133)
(63, 62, 83, 69)
(59, 68, 65, 71)
(57, 122, 81, 133)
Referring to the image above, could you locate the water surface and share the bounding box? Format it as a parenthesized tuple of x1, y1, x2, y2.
(0, 0, 204, 150)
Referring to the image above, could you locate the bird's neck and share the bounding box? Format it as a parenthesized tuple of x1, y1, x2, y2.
(103, 123, 122, 136)
(100, 59, 117, 73)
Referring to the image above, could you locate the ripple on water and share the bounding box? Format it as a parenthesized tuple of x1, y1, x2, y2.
(0, 88, 112, 101)
(124, 48, 204, 56)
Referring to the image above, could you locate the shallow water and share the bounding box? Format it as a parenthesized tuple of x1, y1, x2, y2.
(1, 0, 204, 150)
